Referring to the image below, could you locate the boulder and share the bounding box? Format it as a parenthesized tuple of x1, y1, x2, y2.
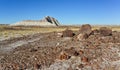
(79, 24, 92, 35)
(99, 27, 112, 36)
(62, 29, 75, 37)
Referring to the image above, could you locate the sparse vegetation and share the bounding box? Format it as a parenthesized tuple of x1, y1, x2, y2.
(0, 25, 79, 40)
(0, 25, 120, 34)
(0, 25, 120, 41)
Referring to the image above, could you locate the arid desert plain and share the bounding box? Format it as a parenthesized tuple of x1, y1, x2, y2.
(0, 24, 120, 70)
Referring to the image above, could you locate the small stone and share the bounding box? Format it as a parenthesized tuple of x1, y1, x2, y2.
(74, 51, 79, 56)
(57, 32, 63, 37)
(90, 29, 100, 35)
(81, 56, 88, 63)
(78, 64, 84, 68)
(34, 63, 41, 69)
(77, 33, 88, 41)
(59, 51, 71, 60)
(29, 48, 37, 52)
(79, 50, 84, 55)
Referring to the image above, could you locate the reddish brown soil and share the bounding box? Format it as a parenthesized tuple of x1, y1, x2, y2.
(0, 31, 120, 70)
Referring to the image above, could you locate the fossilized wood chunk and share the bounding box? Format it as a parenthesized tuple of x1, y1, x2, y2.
(79, 50, 84, 55)
(99, 27, 112, 36)
(81, 56, 88, 63)
(90, 29, 100, 35)
(62, 29, 75, 37)
(58, 51, 70, 60)
(79, 24, 92, 35)
(77, 33, 88, 41)
(64, 47, 80, 56)
(34, 63, 41, 69)
(57, 32, 63, 37)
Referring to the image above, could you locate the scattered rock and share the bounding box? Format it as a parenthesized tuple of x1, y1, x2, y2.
(34, 63, 41, 69)
(78, 64, 84, 68)
(62, 29, 75, 37)
(74, 51, 79, 56)
(90, 29, 100, 35)
(79, 50, 84, 55)
(77, 33, 88, 41)
(81, 56, 89, 63)
(0, 24, 120, 70)
(64, 47, 79, 56)
(79, 24, 92, 35)
(57, 32, 63, 37)
(99, 27, 112, 36)
(58, 51, 71, 60)
(29, 48, 37, 52)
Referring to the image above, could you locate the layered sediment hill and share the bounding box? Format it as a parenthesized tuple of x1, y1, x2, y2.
(10, 16, 60, 26)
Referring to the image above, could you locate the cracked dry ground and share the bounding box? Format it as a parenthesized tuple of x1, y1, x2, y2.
(0, 31, 120, 70)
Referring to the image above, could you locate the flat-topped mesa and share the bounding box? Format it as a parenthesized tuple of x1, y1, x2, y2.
(10, 16, 60, 26)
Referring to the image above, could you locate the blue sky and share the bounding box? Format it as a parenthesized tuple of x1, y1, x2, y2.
(0, 0, 120, 25)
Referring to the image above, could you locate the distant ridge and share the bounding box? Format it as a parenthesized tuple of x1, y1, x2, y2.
(10, 16, 60, 26)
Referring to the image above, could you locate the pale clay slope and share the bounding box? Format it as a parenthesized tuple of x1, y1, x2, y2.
(10, 16, 60, 26)
(10, 21, 57, 26)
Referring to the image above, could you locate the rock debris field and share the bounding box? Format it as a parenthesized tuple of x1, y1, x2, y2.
(0, 24, 120, 70)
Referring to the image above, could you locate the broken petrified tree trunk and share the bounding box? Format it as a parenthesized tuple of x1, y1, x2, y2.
(99, 27, 112, 36)
(79, 24, 92, 35)
(62, 28, 75, 37)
